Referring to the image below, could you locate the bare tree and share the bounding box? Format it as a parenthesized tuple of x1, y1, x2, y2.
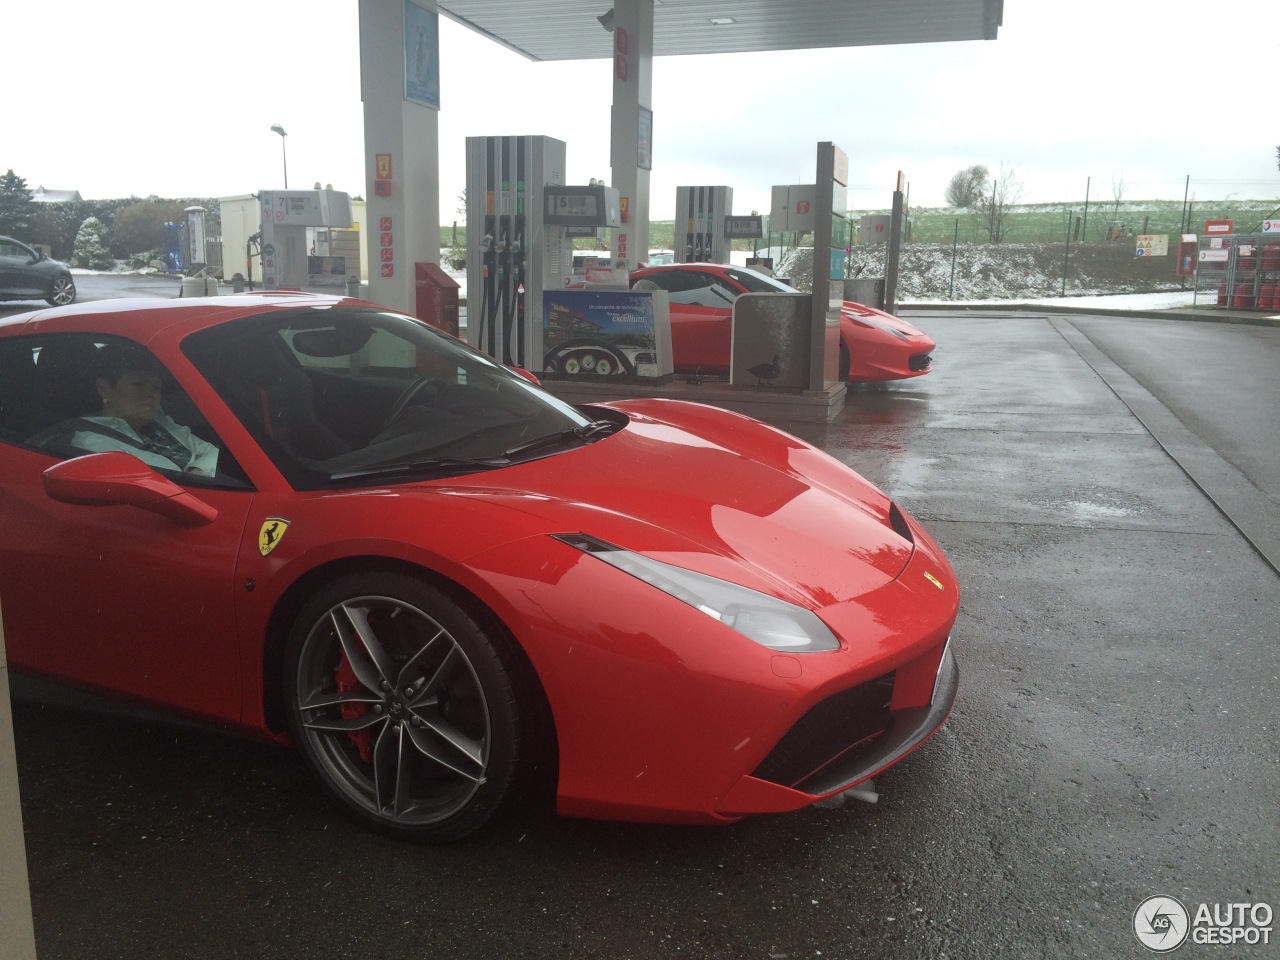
(945, 165, 989, 208)
(975, 163, 1023, 243)
(1097, 174, 1126, 240)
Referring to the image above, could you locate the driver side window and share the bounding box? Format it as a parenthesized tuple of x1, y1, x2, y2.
(0, 334, 249, 487)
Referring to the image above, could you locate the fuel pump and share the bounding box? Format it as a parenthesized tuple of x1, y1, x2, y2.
(466, 136, 569, 370)
(541, 183, 670, 381)
(676, 186, 732, 263)
(544, 182, 623, 285)
(258, 188, 353, 291)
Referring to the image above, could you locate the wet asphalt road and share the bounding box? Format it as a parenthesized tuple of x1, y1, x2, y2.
(9, 294, 1280, 959)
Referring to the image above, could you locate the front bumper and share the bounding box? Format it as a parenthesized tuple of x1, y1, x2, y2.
(715, 644, 957, 816)
(909, 352, 933, 372)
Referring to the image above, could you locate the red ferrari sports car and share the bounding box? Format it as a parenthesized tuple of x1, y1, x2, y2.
(0, 293, 958, 841)
(630, 263, 935, 382)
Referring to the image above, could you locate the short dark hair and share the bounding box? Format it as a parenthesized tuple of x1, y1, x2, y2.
(93, 341, 165, 385)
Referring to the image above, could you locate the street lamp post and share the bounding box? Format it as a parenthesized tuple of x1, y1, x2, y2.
(270, 124, 288, 188)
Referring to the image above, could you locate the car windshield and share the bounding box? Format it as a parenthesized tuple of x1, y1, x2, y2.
(182, 305, 601, 490)
(725, 268, 797, 295)
(636, 266, 798, 309)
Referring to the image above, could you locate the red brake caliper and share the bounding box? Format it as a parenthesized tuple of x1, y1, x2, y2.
(336, 654, 375, 765)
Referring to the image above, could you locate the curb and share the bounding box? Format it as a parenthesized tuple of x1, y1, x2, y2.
(899, 301, 1280, 327)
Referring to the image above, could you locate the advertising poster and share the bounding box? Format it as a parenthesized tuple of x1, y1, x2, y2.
(542, 290, 673, 378)
(404, 1, 440, 109)
(307, 255, 348, 287)
(638, 106, 653, 171)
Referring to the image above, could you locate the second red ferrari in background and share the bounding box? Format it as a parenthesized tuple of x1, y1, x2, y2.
(630, 262, 935, 382)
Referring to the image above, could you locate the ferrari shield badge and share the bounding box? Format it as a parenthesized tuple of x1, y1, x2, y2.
(258, 518, 291, 557)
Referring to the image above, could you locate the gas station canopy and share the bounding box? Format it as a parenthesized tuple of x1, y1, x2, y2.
(353, 0, 1004, 323)
(438, 0, 1003, 62)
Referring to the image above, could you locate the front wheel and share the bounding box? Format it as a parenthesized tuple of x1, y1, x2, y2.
(46, 275, 76, 306)
(284, 572, 523, 841)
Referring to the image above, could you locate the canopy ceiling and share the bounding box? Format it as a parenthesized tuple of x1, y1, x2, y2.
(438, 0, 1003, 62)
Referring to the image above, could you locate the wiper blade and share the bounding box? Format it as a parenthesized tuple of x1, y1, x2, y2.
(502, 420, 616, 459)
(329, 456, 512, 482)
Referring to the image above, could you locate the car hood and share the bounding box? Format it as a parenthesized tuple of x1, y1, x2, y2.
(841, 301, 928, 337)
(436, 399, 914, 608)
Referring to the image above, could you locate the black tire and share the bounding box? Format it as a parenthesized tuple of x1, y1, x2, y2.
(838, 340, 851, 382)
(283, 572, 523, 841)
(46, 275, 76, 306)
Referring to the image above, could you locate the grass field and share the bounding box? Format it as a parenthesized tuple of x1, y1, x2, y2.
(668, 198, 1279, 250)
(892, 197, 1278, 245)
(443, 197, 1279, 261)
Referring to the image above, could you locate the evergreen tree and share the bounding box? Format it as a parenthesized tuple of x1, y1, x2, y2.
(31, 200, 90, 260)
(0, 168, 34, 238)
(73, 216, 114, 270)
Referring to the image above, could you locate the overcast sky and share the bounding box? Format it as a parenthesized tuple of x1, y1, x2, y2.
(5, 0, 1277, 220)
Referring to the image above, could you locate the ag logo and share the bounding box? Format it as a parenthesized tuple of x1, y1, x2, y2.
(1134, 895, 1190, 952)
(258, 518, 291, 557)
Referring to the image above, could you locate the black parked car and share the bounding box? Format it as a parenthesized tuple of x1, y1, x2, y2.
(0, 236, 76, 306)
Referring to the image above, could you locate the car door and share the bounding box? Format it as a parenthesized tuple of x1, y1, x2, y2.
(0, 332, 257, 725)
(0, 238, 31, 296)
(634, 269, 735, 374)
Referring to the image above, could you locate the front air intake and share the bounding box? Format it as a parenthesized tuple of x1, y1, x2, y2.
(751, 673, 896, 793)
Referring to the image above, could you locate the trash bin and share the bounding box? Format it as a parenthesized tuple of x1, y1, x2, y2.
(844, 277, 885, 309)
(346, 276, 360, 298)
(232, 273, 245, 294)
(415, 263, 460, 337)
(179, 277, 205, 298)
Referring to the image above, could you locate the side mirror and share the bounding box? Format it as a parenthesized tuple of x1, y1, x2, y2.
(43, 451, 218, 527)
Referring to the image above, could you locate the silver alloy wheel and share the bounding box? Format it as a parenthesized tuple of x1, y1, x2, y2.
(47, 276, 76, 306)
(293, 593, 491, 827)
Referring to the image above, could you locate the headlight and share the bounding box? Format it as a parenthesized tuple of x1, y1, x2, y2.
(554, 533, 839, 652)
(854, 313, 910, 339)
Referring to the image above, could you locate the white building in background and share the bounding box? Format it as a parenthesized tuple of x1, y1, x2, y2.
(28, 186, 83, 203)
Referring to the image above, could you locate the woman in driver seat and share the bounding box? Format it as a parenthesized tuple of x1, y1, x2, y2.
(70, 343, 219, 476)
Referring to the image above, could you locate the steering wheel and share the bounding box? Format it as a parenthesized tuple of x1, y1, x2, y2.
(386, 376, 444, 427)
